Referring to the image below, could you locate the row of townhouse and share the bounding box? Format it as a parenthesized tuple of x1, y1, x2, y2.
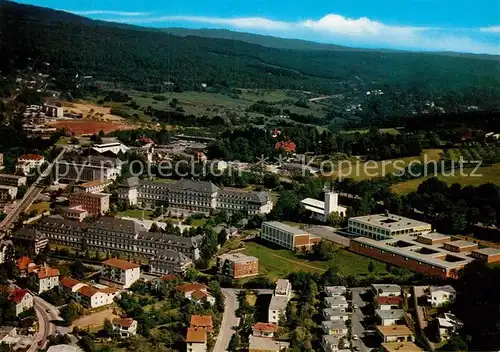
(321, 286, 349, 352)
(32, 216, 197, 274)
(118, 178, 273, 215)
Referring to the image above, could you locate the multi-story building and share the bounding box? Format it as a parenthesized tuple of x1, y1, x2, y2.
(32, 266, 60, 293)
(274, 279, 292, 300)
(112, 318, 137, 338)
(261, 221, 321, 251)
(42, 104, 64, 118)
(11, 228, 48, 255)
(348, 213, 432, 240)
(16, 154, 45, 176)
(64, 206, 89, 222)
(0, 174, 27, 187)
(136, 231, 202, 260)
(216, 253, 259, 279)
(54, 161, 120, 183)
(119, 178, 273, 215)
(69, 192, 110, 216)
(9, 289, 33, 316)
(470, 247, 500, 263)
(268, 295, 288, 324)
(0, 185, 17, 203)
(428, 286, 456, 307)
(100, 258, 141, 289)
(74, 180, 112, 193)
(78, 285, 118, 308)
(35, 216, 88, 248)
(149, 250, 193, 275)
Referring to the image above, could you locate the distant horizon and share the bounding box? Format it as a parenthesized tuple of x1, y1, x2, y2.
(13, 0, 500, 55)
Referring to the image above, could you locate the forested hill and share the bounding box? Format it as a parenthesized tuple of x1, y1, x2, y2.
(1, 1, 499, 96)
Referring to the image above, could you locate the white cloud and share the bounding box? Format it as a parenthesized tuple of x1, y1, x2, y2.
(67, 10, 151, 16)
(480, 26, 500, 33)
(77, 11, 500, 54)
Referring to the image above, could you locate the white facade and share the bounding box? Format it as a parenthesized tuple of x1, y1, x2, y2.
(274, 279, 292, 300)
(324, 286, 347, 297)
(268, 295, 288, 324)
(16, 155, 45, 176)
(100, 260, 141, 289)
(113, 319, 137, 338)
(429, 286, 456, 307)
(324, 296, 348, 310)
(80, 288, 118, 308)
(301, 192, 346, 222)
(371, 284, 402, 298)
(348, 213, 432, 240)
(376, 309, 405, 326)
(12, 291, 34, 316)
(0, 186, 17, 202)
(38, 275, 59, 294)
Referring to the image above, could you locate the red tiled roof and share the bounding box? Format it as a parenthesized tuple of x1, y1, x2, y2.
(186, 327, 207, 343)
(190, 315, 213, 332)
(103, 258, 140, 270)
(191, 290, 208, 301)
(77, 285, 99, 298)
(18, 154, 44, 161)
(16, 256, 32, 270)
(9, 289, 30, 304)
(60, 276, 81, 289)
(176, 283, 208, 293)
(37, 267, 59, 279)
(113, 318, 135, 328)
(159, 274, 177, 281)
(376, 296, 403, 306)
(253, 322, 278, 333)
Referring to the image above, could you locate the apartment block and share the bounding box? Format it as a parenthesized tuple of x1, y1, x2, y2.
(74, 180, 112, 193)
(100, 258, 141, 289)
(11, 228, 48, 255)
(261, 221, 321, 251)
(69, 192, 110, 216)
(216, 253, 259, 279)
(16, 154, 45, 176)
(0, 174, 27, 187)
(149, 250, 193, 275)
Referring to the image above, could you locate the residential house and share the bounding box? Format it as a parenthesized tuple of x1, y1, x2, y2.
(78, 286, 118, 309)
(322, 308, 350, 321)
(0, 327, 17, 346)
(428, 286, 456, 307)
(382, 342, 423, 352)
(322, 335, 342, 352)
(190, 315, 213, 333)
(268, 295, 288, 324)
(376, 309, 405, 326)
(436, 313, 463, 339)
(112, 318, 137, 338)
(248, 335, 290, 352)
(186, 327, 207, 352)
(376, 296, 403, 311)
(9, 289, 33, 316)
(377, 325, 415, 343)
(321, 320, 348, 336)
(176, 283, 215, 305)
(60, 276, 88, 295)
(274, 279, 292, 300)
(371, 284, 402, 298)
(324, 296, 348, 310)
(16, 256, 33, 277)
(0, 185, 17, 203)
(33, 266, 60, 293)
(100, 258, 141, 290)
(324, 286, 346, 297)
(252, 323, 278, 338)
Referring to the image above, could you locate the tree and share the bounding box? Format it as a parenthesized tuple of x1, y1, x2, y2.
(60, 301, 82, 324)
(69, 260, 86, 280)
(368, 261, 375, 273)
(217, 229, 227, 246)
(103, 318, 114, 337)
(200, 228, 218, 267)
(326, 211, 344, 227)
(227, 333, 241, 352)
(78, 336, 95, 352)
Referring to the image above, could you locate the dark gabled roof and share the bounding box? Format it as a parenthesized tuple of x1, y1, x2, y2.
(137, 232, 199, 248)
(152, 250, 192, 265)
(12, 227, 47, 241)
(168, 179, 219, 193)
(35, 216, 88, 231)
(219, 188, 270, 204)
(88, 217, 146, 234)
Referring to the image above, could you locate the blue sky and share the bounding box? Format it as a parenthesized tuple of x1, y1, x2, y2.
(17, 0, 500, 54)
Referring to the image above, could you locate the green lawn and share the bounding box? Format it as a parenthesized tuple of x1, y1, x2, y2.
(391, 163, 500, 195)
(241, 241, 387, 281)
(117, 209, 153, 219)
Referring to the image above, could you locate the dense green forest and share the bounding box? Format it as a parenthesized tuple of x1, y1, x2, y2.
(0, 1, 499, 103)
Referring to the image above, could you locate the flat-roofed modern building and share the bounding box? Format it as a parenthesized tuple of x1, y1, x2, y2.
(416, 232, 451, 246)
(301, 192, 347, 222)
(348, 213, 432, 240)
(268, 295, 288, 323)
(442, 240, 478, 253)
(470, 247, 500, 263)
(216, 253, 259, 279)
(69, 192, 110, 216)
(274, 279, 292, 300)
(261, 221, 320, 251)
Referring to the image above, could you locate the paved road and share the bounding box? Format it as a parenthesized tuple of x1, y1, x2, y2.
(0, 147, 68, 234)
(29, 296, 60, 352)
(350, 287, 370, 352)
(214, 289, 240, 352)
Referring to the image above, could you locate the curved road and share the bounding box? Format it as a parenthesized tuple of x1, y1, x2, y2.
(29, 297, 60, 352)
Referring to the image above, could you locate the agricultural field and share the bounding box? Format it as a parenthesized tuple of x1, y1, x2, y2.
(240, 240, 388, 281)
(445, 144, 500, 162)
(326, 149, 444, 181)
(390, 163, 500, 194)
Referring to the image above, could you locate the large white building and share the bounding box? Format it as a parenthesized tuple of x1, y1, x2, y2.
(348, 213, 432, 240)
(301, 192, 346, 222)
(261, 221, 320, 251)
(33, 266, 60, 293)
(100, 258, 141, 289)
(118, 178, 273, 215)
(16, 154, 45, 176)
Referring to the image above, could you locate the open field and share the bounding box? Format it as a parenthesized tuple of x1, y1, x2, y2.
(326, 149, 444, 181)
(241, 240, 388, 281)
(60, 101, 125, 122)
(72, 308, 119, 331)
(47, 120, 134, 136)
(117, 209, 153, 219)
(27, 201, 50, 215)
(390, 163, 500, 194)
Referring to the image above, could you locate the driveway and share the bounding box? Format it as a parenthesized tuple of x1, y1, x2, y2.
(214, 289, 240, 352)
(350, 287, 371, 352)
